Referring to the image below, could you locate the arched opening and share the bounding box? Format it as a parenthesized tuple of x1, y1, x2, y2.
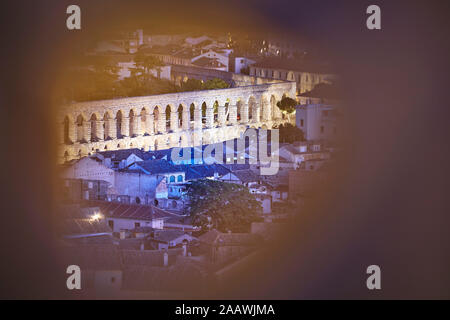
(189, 103, 195, 125)
(140, 108, 148, 135)
(201, 102, 207, 126)
(177, 175, 183, 182)
(166, 105, 171, 132)
(154, 199, 159, 207)
(237, 100, 242, 122)
(103, 112, 111, 140)
(224, 99, 230, 124)
(63, 116, 72, 145)
(261, 96, 270, 121)
(90, 114, 98, 142)
(76, 115, 85, 142)
(129, 109, 136, 137)
(177, 104, 183, 129)
(248, 96, 258, 122)
(153, 107, 160, 133)
(270, 95, 279, 120)
(116, 110, 123, 138)
(135, 197, 141, 204)
(169, 176, 175, 183)
(213, 101, 219, 126)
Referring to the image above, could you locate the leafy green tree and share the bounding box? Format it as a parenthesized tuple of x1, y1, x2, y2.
(275, 123, 305, 143)
(203, 78, 230, 90)
(276, 96, 298, 122)
(186, 179, 262, 233)
(180, 78, 204, 92)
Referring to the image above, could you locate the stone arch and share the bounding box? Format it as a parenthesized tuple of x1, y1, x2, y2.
(89, 113, 102, 142)
(63, 150, 70, 162)
(115, 110, 125, 138)
(75, 114, 88, 143)
(103, 111, 115, 140)
(201, 102, 207, 126)
(140, 107, 149, 136)
(219, 99, 229, 126)
(236, 99, 244, 123)
(63, 115, 75, 145)
(166, 104, 178, 132)
(152, 105, 166, 134)
(248, 96, 259, 123)
(129, 108, 139, 137)
(270, 94, 281, 120)
(260, 96, 270, 121)
(176, 104, 184, 130)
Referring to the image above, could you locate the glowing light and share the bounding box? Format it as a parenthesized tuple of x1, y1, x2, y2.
(90, 212, 102, 221)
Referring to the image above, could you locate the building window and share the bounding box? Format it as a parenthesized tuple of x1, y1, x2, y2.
(135, 222, 140, 228)
(88, 182, 93, 189)
(111, 277, 116, 284)
(320, 126, 324, 134)
(135, 197, 141, 204)
(177, 175, 183, 182)
(300, 119, 304, 127)
(170, 176, 175, 183)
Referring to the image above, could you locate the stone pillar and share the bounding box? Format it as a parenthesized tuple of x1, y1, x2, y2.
(82, 121, 91, 142)
(194, 106, 202, 130)
(59, 123, 65, 144)
(218, 105, 226, 127)
(134, 115, 142, 136)
(229, 104, 237, 125)
(264, 102, 272, 121)
(106, 118, 116, 139)
(205, 106, 214, 128)
(254, 103, 261, 123)
(121, 116, 130, 137)
(158, 112, 166, 133)
(95, 120, 104, 141)
(170, 112, 179, 132)
(67, 120, 76, 143)
(146, 112, 154, 135)
(241, 103, 249, 124)
(182, 110, 190, 131)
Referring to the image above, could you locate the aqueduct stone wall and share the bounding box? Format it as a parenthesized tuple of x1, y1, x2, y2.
(58, 79, 296, 163)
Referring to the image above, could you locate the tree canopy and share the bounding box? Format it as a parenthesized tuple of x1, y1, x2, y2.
(186, 179, 262, 233)
(276, 96, 298, 114)
(275, 123, 305, 143)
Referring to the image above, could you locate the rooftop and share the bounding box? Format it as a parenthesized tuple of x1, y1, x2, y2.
(80, 200, 172, 221)
(252, 57, 334, 74)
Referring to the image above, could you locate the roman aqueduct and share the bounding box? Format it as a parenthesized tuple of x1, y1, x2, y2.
(58, 69, 297, 164)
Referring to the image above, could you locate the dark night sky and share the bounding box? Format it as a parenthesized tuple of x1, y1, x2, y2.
(0, 0, 449, 299)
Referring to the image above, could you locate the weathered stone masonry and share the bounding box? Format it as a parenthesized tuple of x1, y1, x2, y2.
(58, 79, 296, 163)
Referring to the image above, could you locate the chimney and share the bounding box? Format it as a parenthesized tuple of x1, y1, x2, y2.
(163, 251, 169, 267)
